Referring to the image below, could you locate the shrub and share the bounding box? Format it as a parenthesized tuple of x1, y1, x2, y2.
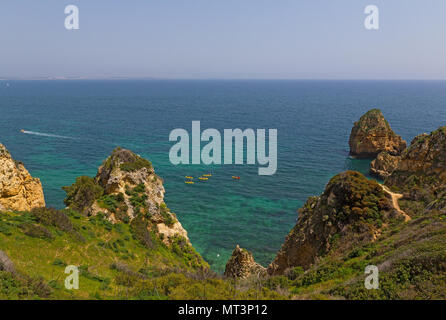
(30, 207, 74, 233)
(20, 223, 54, 240)
(120, 157, 152, 172)
(130, 216, 154, 249)
(62, 176, 103, 213)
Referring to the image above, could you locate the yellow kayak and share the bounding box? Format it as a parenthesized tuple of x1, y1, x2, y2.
(199, 177, 208, 181)
(185, 176, 194, 179)
(202, 174, 212, 177)
(185, 181, 194, 184)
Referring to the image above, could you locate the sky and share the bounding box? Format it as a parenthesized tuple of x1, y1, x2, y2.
(0, 0, 445, 79)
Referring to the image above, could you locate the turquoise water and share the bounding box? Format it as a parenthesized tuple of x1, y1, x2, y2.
(1, 80, 445, 272)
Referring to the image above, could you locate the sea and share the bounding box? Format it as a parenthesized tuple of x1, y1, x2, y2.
(1, 80, 445, 272)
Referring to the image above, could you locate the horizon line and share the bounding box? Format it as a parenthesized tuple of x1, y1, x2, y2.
(2, 77, 446, 81)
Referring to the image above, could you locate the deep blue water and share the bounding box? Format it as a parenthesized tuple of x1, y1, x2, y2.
(1, 80, 445, 272)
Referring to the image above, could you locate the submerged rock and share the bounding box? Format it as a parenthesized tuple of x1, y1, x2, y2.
(0, 143, 45, 212)
(349, 109, 406, 158)
(268, 171, 395, 275)
(224, 245, 266, 279)
(370, 152, 401, 179)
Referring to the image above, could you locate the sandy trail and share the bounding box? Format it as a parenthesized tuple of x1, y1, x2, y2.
(381, 185, 411, 222)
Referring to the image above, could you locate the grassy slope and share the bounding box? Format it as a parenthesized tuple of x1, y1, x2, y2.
(2, 206, 445, 300)
(0, 209, 286, 300)
(0, 209, 208, 299)
(269, 209, 446, 299)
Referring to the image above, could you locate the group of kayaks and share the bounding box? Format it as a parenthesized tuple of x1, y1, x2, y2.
(184, 174, 240, 184)
(185, 174, 212, 184)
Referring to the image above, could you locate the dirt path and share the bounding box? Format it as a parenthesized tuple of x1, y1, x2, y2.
(381, 185, 411, 222)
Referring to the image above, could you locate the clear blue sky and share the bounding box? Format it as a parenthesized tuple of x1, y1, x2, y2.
(1, 0, 445, 79)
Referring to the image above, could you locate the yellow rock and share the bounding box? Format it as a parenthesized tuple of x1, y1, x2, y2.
(0, 143, 45, 211)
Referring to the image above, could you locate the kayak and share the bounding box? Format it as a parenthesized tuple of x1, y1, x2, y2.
(202, 174, 212, 177)
(232, 176, 240, 180)
(185, 176, 194, 179)
(199, 177, 208, 181)
(185, 181, 194, 184)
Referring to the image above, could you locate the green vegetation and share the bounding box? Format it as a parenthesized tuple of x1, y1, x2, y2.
(308, 171, 390, 231)
(0, 209, 211, 300)
(62, 176, 103, 213)
(159, 202, 175, 227)
(97, 193, 129, 221)
(120, 157, 152, 172)
(125, 184, 148, 216)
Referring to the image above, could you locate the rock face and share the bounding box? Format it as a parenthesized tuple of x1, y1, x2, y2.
(63, 147, 189, 244)
(224, 245, 266, 279)
(386, 128, 446, 209)
(370, 152, 401, 179)
(0, 143, 45, 212)
(268, 171, 395, 275)
(349, 109, 406, 158)
(388, 129, 446, 179)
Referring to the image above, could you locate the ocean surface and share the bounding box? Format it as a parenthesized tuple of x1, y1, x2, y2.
(1, 80, 445, 273)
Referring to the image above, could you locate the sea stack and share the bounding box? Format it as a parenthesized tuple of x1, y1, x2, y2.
(224, 245, 266, 279)
(0, 143, 45, 211)
(349, 109, 406, 158)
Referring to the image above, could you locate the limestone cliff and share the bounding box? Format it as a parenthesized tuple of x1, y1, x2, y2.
(386, 127, 446, 210)
(268, 171, 396, 275)
(63, 147, 189, 245)
(370, 152, 401, 179)
(0, 143, 45, 211)
(224, 245, 266, 279)
(349, 109, 406, 158)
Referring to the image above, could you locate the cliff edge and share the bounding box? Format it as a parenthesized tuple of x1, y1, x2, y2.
(268, 171, 397, 275)
(0, 143, 45, 211)
(63, 147, 189, 245)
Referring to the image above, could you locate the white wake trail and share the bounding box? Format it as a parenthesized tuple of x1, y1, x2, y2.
(22, 130, 75, 140)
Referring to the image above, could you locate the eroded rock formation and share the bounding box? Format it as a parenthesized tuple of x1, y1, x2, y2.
(370, 152, 401, 179)
(268, 171, 396, 275)
(0, 143, 45, 211)
(386, 128, 446, 210)
(349, 109, 406, 158)
(224, 245, 266, 279)
(63, 147, 189, 244)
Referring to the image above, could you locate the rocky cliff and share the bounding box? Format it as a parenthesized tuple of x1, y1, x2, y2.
(63, 147, 189, 245)
(268, 171, 397, 275)
(0, 143, 45, 211)
(349, 109, 406, 158)
(386, 127, 446, 211)
(224, 245, 266, 279)
(370, 152, 401, 179)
